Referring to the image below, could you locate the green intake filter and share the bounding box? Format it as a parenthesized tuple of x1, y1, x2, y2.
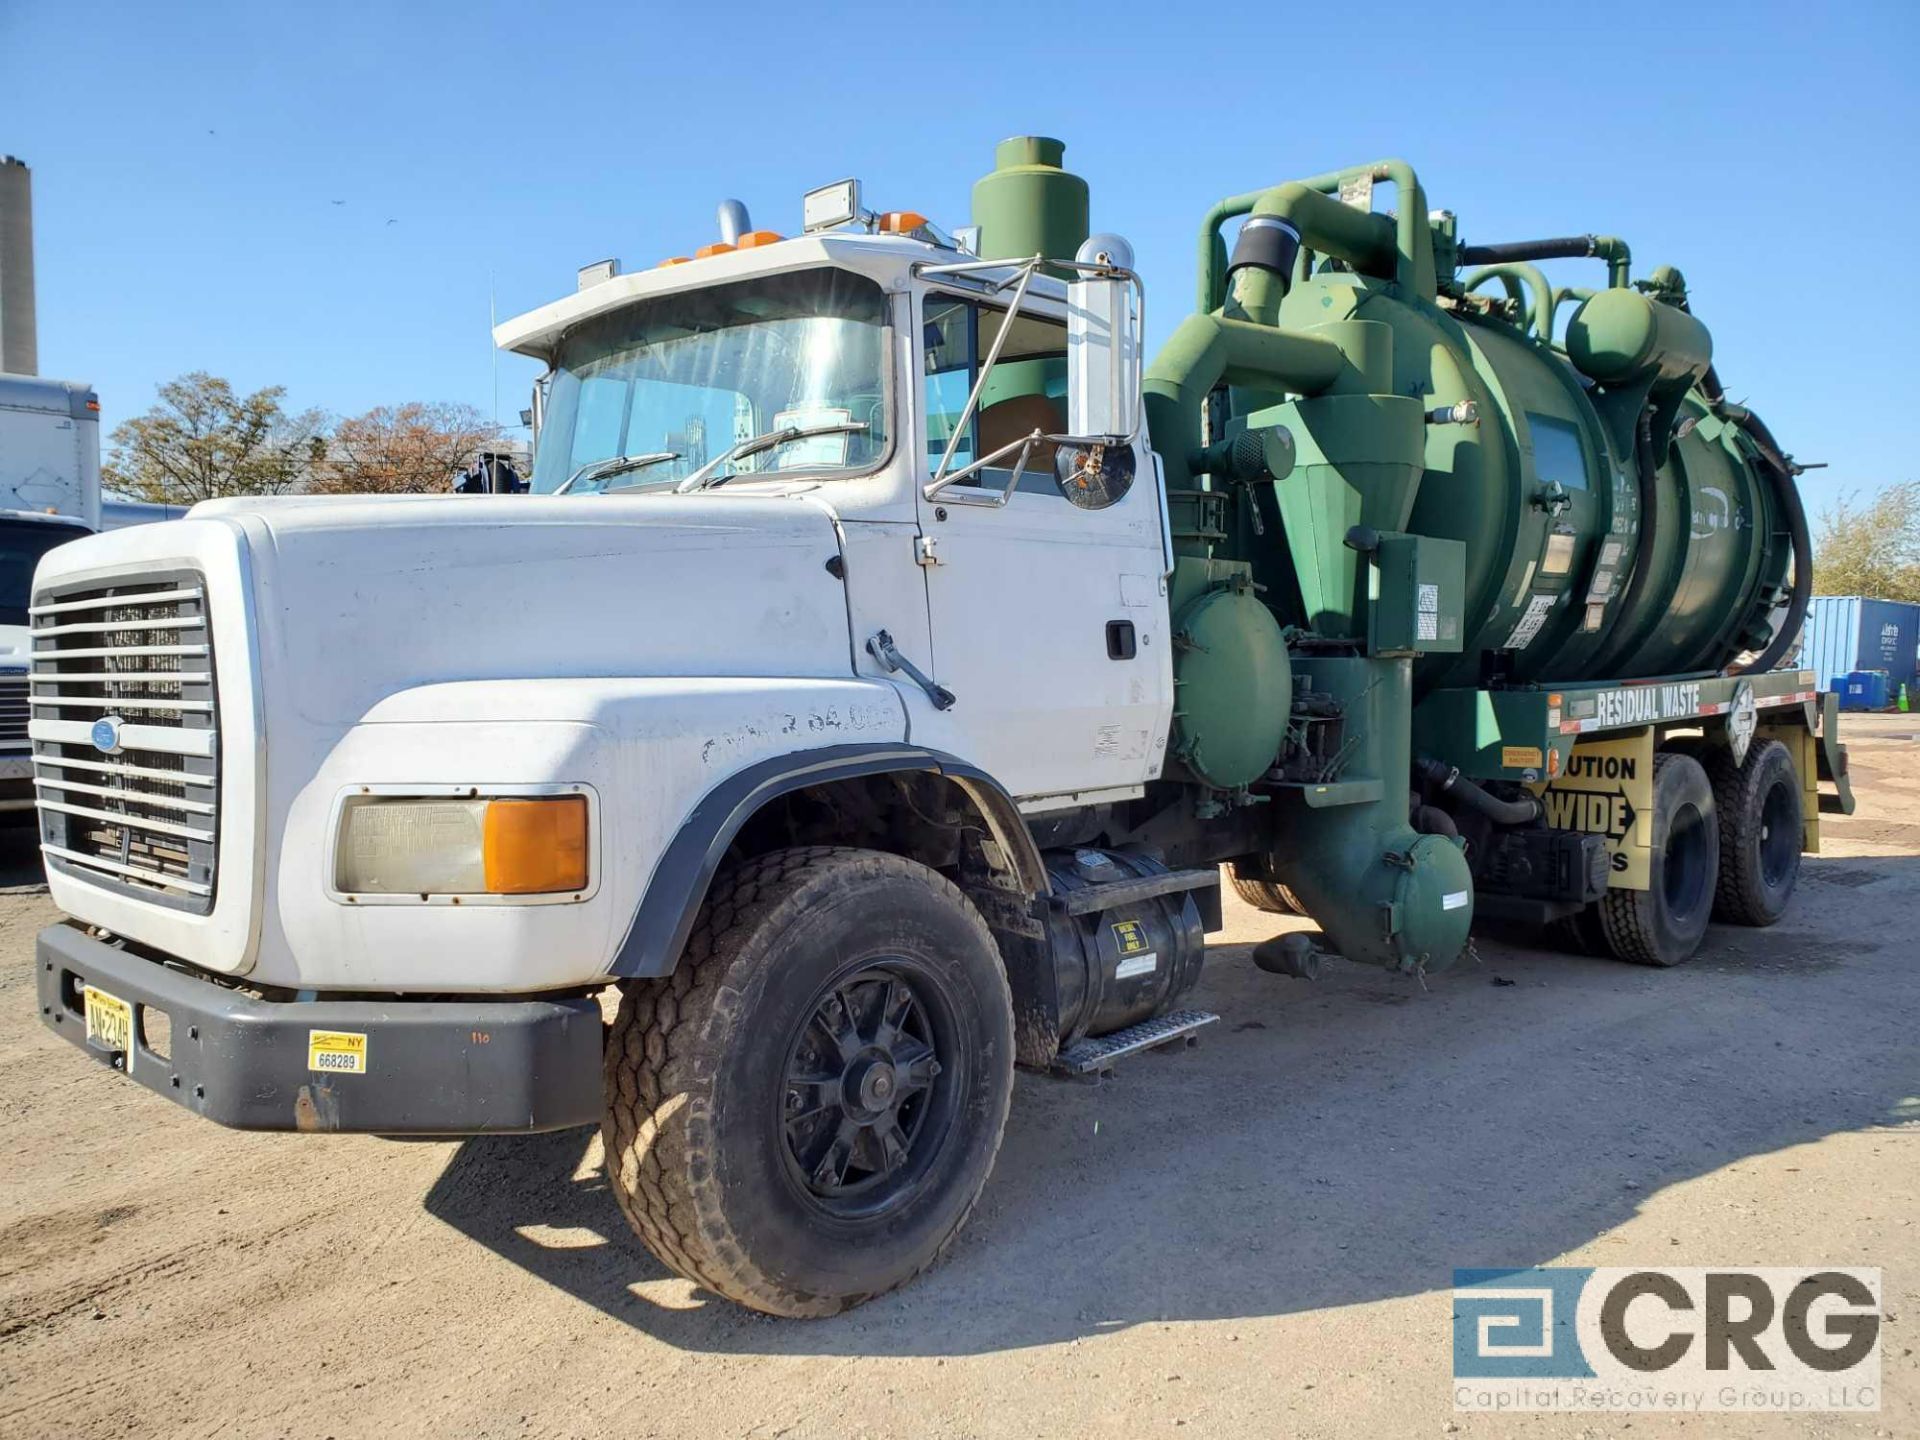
(971, 136, 1089, 263)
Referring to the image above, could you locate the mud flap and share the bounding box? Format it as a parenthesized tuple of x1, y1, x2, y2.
(1814, 691, 1856, 817)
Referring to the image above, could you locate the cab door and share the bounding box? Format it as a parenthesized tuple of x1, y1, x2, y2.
(911, 289, 1171, 803)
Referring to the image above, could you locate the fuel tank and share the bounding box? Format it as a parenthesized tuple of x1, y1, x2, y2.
(1040, 849, 1207, 1047)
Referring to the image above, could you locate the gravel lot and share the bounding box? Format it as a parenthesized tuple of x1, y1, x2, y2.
(2, 716, 1915, 1439)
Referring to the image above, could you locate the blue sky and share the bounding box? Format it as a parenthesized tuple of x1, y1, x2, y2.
(3, 0, 1913, 510)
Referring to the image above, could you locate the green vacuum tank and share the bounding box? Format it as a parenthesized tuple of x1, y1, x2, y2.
(970, 143, 1809, 976)
(1142, 165, 1804, 693)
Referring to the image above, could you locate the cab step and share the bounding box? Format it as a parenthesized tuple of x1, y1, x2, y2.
(1050, 1009, 1219, 1078)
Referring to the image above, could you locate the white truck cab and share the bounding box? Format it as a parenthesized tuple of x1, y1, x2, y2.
(497, 229, 1170, 809)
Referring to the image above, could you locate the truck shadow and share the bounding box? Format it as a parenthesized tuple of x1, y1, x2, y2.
(421, 851, 1919, 1358)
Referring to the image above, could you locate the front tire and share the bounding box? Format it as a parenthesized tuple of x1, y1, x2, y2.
(602, 846, 1015, 1317)
(1598, 752, 1720, 967)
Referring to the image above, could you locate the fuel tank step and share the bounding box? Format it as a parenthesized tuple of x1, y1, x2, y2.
(1050, 1009, 1219, 1078)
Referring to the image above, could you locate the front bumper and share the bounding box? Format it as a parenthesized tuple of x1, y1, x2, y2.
(35, 924, 603, 1133)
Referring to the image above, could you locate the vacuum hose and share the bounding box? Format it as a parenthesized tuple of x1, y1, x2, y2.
(1415, 758, 1542, 827)
(1458, 236, 1602, 265)
(1457, 234, 1632, 289)
(1704, 367, 1812, 677)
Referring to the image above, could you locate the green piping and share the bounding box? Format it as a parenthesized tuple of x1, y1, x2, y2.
(1196, 159, 1434, 313)
(1464, 264, 1556, 343)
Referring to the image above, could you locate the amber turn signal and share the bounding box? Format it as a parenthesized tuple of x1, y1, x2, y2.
(483, 796, 589, 895)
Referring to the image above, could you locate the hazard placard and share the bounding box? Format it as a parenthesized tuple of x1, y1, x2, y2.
(1534, 733, 1654, 888)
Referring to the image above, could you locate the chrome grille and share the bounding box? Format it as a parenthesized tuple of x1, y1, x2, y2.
(29, 571, 219, 912)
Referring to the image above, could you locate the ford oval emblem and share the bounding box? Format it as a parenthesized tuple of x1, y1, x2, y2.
(91, 716, 123, 754)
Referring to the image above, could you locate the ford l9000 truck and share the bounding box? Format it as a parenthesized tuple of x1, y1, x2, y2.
(31, 139, 1850, 1315)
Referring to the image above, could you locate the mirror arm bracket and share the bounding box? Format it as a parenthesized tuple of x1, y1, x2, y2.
(913, 247, 1147, 510)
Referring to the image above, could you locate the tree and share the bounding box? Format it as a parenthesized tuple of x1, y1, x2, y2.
(312, 402, 505, 495)
(103, 372, 326, 504)
(1811, 482, 1920, 601)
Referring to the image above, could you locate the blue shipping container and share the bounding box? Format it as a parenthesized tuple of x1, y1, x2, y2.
(1799, 596, 1920, 695)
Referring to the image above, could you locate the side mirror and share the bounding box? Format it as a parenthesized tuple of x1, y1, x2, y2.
(529, 374, 549, 454)
(1066, 234, 1142, 441)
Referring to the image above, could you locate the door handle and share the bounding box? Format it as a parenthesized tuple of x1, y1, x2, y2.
(867, 630, 957, 711)
(1106, 620, 1137, 661)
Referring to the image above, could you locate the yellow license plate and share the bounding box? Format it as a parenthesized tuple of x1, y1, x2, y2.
(83, 985, 134, 1056)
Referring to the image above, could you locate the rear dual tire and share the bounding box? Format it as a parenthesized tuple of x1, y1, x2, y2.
(1598, 752, 1720, 967)
(1227, 858, 1304, 916)
(1701, 738, 1802, 927)
(1591, 739, 1803, 966)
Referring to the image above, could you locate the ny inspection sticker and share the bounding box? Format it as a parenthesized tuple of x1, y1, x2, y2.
(307, 1030, 368, 1075)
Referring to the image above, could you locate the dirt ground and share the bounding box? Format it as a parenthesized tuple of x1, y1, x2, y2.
(2, 718, 1916, 1440)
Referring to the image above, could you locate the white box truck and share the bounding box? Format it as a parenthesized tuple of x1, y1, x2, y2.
(0, 375, 100, 811)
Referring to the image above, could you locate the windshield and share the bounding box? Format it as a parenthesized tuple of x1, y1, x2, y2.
(0, 519, 92, 627)
(532, 268, 891, 494)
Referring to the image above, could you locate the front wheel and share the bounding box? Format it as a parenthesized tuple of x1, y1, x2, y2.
(602, 846, 1015, 1317)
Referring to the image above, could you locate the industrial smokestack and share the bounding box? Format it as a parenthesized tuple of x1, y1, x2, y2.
(0, 157, 36, 375)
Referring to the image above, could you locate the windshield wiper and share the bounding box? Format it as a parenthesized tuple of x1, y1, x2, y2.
(674, 421, 870, 493)
(556, 450, 682, 495)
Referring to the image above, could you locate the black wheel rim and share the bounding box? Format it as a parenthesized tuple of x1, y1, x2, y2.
(1758, 778, 1799, 888)
(779, 961, 957, 1220)
(1664, 801, 1712, 923)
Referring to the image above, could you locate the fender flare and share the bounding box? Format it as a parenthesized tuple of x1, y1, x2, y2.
(606, 743, 1048, 977)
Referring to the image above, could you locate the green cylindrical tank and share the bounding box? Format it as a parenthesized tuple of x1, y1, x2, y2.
(1166, 560, 1292, 791)
(971, 136, 1090, 263)
(1152, 163, 1796, 691)
(1565, 287, 1712, 387)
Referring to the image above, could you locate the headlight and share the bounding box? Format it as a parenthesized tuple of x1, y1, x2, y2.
(335, 795, 589, 896)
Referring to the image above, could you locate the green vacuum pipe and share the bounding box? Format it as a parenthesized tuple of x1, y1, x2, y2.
(1195, 159, 1433, 313)
(1464, 263, 1556, 343)
(1143, 314, 1348, 488)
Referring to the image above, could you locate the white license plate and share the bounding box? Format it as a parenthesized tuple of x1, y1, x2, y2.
(83, 985, 134, 1056)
